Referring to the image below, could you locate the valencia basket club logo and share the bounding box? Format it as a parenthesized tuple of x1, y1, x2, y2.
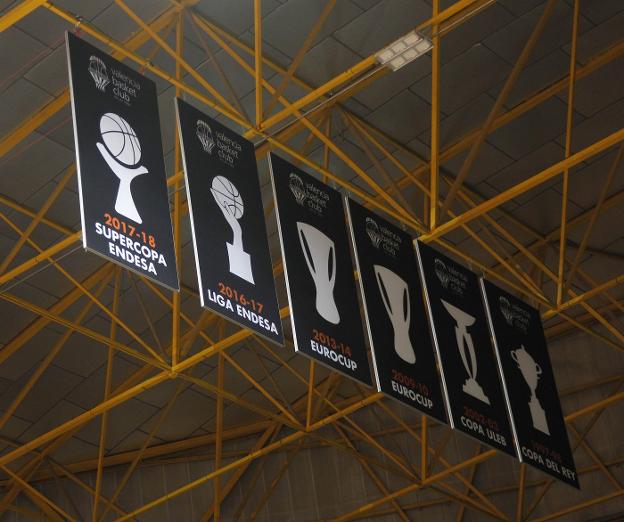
(196, 119, 215, 154)
(434, 258, 450, 289)
(499, 296, 515, 326)
(289, 173, 306, 205)
(365, 217, 382, 248)
(88, 55, 109, 92)
(96, 112, 146, 224)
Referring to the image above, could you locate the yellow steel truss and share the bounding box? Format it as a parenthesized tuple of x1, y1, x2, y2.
(0, 0, 623, 520)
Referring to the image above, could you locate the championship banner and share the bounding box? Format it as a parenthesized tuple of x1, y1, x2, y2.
(66, 32, 178, 290)
(269, 153, 371, 385)
(175, 99, 283, 344)
(481, 279, 579, 487)
(347, 200, 446, 421)
(416, 241, 516, 456)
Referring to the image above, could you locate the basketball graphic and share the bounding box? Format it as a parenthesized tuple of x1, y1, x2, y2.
(96, 112, 147, 224)
(99, 113, 142, 166)
(211, 175, 244, 219)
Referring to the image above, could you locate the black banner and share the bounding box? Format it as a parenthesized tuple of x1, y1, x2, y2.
(66, 32, 178, 290)
(347, 200, 446, 420)
(416, 241, 515, 456)
(176, 99, 283, 344)
(481, 279, 579, 487)
(269, 154, 371, 385)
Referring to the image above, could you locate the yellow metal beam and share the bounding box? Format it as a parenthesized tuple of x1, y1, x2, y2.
(0, 0, 45, 32)
(419, 127, 624, 243)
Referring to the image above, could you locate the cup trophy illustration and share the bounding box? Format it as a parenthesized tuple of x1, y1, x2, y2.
(441, 299, 490, 404)
(511, 346, 550, 435)
(211, 175, 254, 284)
(96, 113, 147, 224)
(374, 265, 416, 364)
(297, 222, 339, 324)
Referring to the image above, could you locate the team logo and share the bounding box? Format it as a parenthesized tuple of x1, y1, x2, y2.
(88, 55, 109, 92)
(499, 296, 515, 326)
(365, 217, 382, 248)
(289, 173, 306, 205)
(196, 119, 215, 154)
(434, 258, 450, 289)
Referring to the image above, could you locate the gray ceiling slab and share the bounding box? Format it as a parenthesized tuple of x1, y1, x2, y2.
(0, 132, 74, 204)
(354, 54, 430, 111)
(486, 140, 565, 205)
(66, 355, 141, 409)
(496, 0, 546, 17)
(14, 363, 83, 422)
(0, 78, 52, 137)
(0, 27, 48, 91)
(23, 44, 70, 97)
(411, 43, 511, 114)
(482, 1, 593, 67)
(421, 91, 493, 147)
(35, 105, 75, 150)
(367, 88, 430, 145)
(487, 96, 573, 159)
(566, 9, 624, 65)
(441, 140, 513, 186)
(261, 0, 364, 59)
(511, 187, 582, 234)
(0, 328, 59, 382)
(574, 0, 624, 25)
(77, 397, 159, 450)
(297, 36, 362, 86)
(439, 4, 514, 64)
(351, 0, 382, 10)
(333, 0, 430, 58)
(140, 387, 215, 442)
(17, 399, 85, 442)
(193, 0, 282, 37)
(15, 8, 74, 48)
(558, 55, 624, 118)
(565, 149, 624, 210)
(495, 49, 570, 110)
(565, 97, 624, 153)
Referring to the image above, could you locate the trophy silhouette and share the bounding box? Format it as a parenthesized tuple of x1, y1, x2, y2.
(211, 176, 254, 284)
(441, 299, 490, 404)
(96, 113, 147, 224)
(297, 222, 339, 324)
(374, 265, 416, 364)
(511, 346, 550, 435)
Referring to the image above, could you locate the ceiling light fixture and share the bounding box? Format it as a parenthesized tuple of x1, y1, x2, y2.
(376, 30, 433, 71)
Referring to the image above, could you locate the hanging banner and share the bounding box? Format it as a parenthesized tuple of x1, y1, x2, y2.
(416, 241, 516, 456)
(66, 32, 178, 290)
(346, 200, 446, 420)
(481, 279, 579, 487)
(269, 153, 371, 385)
(175, 98, 283, 344)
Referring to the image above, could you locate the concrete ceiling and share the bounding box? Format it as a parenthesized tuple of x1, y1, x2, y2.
(0, 0, 623, 520)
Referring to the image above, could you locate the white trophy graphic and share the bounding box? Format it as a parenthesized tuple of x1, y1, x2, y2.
(211, 176, 254, 284)
(511, 346, 550, 435)
(374, 265, 416, 364)
(441, 299, 490, 404)
(96, 113, 146, 224)
(297, 222, 339, 324)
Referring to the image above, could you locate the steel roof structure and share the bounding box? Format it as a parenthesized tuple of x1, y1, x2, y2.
(0, 0, 623, 520)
